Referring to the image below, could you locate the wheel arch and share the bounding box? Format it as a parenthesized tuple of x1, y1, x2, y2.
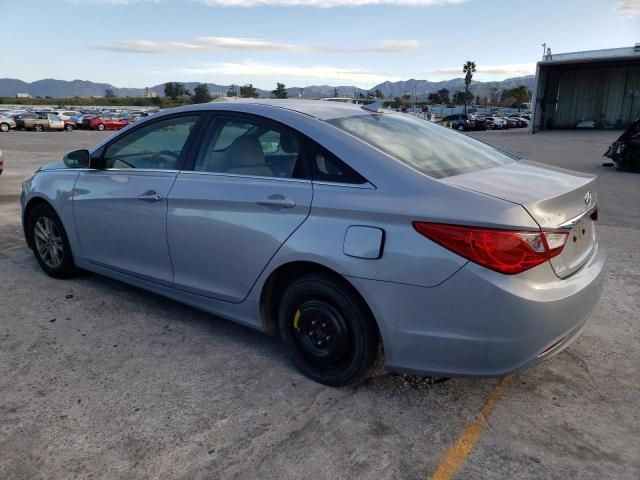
(23, 196, 56, 249)
(259, 260, 381, 341)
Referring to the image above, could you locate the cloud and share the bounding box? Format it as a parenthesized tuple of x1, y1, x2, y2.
(93, 36, 420, 54)
(614, 0, 640, 16)
(199, 0, 465, 6)
(174, 61, 398, 87)
(428, 63, 536, 77)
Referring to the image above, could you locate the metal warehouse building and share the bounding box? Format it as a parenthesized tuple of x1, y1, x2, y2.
(531, 45, 640, 132)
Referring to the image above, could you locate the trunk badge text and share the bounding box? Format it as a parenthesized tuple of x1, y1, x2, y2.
(584, 191, 592, 206)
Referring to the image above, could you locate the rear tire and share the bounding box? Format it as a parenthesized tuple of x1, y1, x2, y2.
(97, 124, 105, 131)
(27, 203, 78, 279)
(33, 124, 43, 132)
(64, 124, 73, 131)
(278, 273, 379, 386)
(0, 122, 9, 132)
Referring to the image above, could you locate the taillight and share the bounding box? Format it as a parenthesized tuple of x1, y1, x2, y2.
(412, 222, 569, 275)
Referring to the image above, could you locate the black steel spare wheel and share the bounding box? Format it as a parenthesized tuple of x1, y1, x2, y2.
(292, 300, 354, 370)
(279, 273, 379, 386)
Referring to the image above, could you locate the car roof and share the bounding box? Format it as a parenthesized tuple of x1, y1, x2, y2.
(181, 99, 384, 121)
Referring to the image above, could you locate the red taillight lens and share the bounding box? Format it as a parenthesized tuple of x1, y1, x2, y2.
(412, 222, 568, 275)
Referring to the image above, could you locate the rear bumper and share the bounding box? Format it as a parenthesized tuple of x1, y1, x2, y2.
(347, 242, 606, 377)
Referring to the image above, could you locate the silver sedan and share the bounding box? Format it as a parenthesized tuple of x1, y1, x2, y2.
(21, 100, 606, 386)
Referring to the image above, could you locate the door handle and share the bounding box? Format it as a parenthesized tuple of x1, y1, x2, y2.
(257, 194, 296, 209)
(137, 190, 163, 203)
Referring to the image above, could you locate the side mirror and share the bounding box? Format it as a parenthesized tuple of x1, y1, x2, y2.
(63, 149, 90, 168)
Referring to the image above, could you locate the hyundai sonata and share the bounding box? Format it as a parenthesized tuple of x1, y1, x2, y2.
(21, 100, 605, 386)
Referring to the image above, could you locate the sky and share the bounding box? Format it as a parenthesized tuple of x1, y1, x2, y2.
(1, 0, 638, 90)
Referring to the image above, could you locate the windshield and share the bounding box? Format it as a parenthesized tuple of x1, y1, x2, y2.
(328, 113, 516, 179)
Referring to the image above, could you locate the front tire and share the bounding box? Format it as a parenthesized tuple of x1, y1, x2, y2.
(97, 124, 105, 131)
(27, 204, 78, 278)
(0, 122, 9, 132)
(64, 124, 73, 131)
(33, 124, 44, 132)
(278, 273, 379, 386)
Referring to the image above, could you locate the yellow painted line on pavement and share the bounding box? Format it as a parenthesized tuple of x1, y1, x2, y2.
(429, 375, 514, 480)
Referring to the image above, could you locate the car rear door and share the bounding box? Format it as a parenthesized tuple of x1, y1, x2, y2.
(48, 114, 64, 130)
(72, 113, 202, 285)
(167, 113, 312, 303)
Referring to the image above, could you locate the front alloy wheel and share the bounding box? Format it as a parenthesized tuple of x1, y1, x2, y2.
(28, 204, 78, 278)
(34, 216, 64, 269)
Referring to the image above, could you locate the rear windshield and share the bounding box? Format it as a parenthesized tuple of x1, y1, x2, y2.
(327, 113, 516, 179)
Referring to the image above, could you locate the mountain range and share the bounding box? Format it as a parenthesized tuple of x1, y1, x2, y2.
(0, 76, 535, 100)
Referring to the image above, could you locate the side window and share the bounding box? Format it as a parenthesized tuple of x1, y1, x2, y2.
(102, 115, 199, 170)
(195, 116, 305, 179)
(311, 143, 366, 185)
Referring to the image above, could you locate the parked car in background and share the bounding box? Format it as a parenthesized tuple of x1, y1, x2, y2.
(440, 114, 472, 131)
(62, 119, 76, 131)
(0, 114, 17, 132)
(15, 112, 66, 132)
(470, 116, 488, 131)
(508, 116, 529, 128)
(504, 117, 519, 129)
(82, 115, 130, 131)
(21, 100, 605, 386)
(129, 111, 150, 122)
(70, 113, 85, 127)
(50, 110, 81, 121)
(485, 116, 507, 129)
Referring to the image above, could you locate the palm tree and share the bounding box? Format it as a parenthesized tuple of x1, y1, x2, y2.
(463, 61, 477, 114)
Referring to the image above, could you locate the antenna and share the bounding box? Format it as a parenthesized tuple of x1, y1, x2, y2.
(361, 100, 384, 113)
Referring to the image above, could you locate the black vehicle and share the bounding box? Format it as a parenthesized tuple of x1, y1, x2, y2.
(441, 114, 471, 132)
(604, 119, 640, 172)
(470, 116, 488, 131)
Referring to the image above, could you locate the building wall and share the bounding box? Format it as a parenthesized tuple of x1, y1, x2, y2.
(553, 65, 640, 128)
(535, 62, 640, 130)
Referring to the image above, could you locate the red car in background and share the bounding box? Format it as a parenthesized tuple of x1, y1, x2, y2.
(82, 115, 130, 131)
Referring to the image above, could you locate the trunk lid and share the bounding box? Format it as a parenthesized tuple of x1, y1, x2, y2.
(441, 160, 598, 278)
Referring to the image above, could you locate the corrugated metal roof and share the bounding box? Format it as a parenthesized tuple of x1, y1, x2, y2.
(540, 45, 640, 64)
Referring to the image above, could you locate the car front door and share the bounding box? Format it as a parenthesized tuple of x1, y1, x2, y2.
(73, 114, 202, 285)
(167, 114, 313, 303)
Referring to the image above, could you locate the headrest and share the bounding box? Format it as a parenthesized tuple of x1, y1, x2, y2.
(280, 133, 299, 154)
(227, 136, 265, 166)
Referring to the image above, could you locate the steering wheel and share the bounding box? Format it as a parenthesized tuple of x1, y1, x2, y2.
(149, 150, 180, 169)
(111, 158, 136, 169)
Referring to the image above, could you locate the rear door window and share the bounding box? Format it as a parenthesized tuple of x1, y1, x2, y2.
(194, 116, 306, 179)
(309, 142, 367, 185)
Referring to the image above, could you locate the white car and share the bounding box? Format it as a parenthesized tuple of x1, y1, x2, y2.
(485, 116, 507, 129)
(54, 110, 82, 121)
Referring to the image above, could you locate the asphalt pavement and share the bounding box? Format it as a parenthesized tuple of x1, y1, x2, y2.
(0, 128, 638, 480)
